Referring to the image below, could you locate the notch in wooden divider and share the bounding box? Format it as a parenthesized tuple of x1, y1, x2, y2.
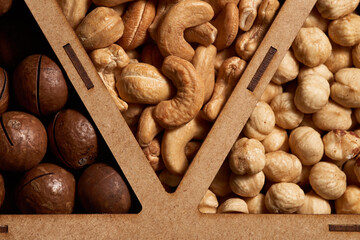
(247, 47, 277, 92)
(329, 224, 360, 232)
(63, 44, 94, 90)
(0, 225, 8, 233)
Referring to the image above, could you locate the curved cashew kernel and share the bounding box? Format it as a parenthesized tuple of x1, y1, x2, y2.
(184, 22, 218, 47)
(141, 43, 164, 69)
(122, 103, 145, 126)
(161, 114, 211, 175)
(211, 3, 239, 51)
(154, 56, 205, 128)
(214, 46, 236, 71)
(117, 0, 156, 50)
(57, 0, 92, 29)
(235, 0, 280, 61)
(137, 106, 163, 147)
(157, 0, 214, 61)
(192, 45, 217, 104)
(93, 0, 134, 7)
(185, 141, 202, 161)
(89, 44, 130, 112)
(238, 0, 262, 31)
(202, 56, 247, 121)
(116, 63, 176, 104)
(142, 137, 164, 171)
(159, 168, 182, 188)
(203, 0, 240, 16)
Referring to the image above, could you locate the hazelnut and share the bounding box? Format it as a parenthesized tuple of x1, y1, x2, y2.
(260, 82, 283, 104)
(309, 161, 347, 200)
(328, 13, 360, 47)
(78, 163, 131, 213)
(353, 43, 360, 68)
(16, 163, 75, 214)
(244, 193, 268, 214)
(217, 198, 249, 214)
(296, 191, 331, 214)
(299, 114, 324, 135)
(265, 182, 305, 213)
(342, 159, 360, 186)
(298, 64, 334, 85)
(13, 55, 68, 116)
(0, 67, 9, 114)
(322, 130, 360, 161)
(331, 68, 360, 108)
(335, 185, 360, 214)
(289, 126, 324, 166)
(324, 42, 352, 74)
(294, 165, 311, 189)
(209, 160, 232, 197)
(0, 111, 47, 172)
(271, 50, 299, 85)
(355, 157, 360, 182)
(261, 126, 289, 153)
(316, 0, 359, 20)
(229, 171, 265, 198)
(48, 109, 98, 169)
(302, 7, 329, 32)
(198, 190, 218, 214)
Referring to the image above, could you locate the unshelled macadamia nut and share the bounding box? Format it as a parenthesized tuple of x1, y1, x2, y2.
(323, 130, 360, 161)
(335, 185, 360, 214)
(309, 161, 347, 200)
(229, 171, 265, 197)
(296, 191, 331, 214)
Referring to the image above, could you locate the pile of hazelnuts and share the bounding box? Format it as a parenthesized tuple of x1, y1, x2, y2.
(0, 53, 133, 214)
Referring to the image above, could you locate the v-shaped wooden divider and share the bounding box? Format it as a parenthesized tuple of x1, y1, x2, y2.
(1, 0, 360, 239)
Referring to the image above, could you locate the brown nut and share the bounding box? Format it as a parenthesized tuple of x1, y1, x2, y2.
(158, 168, 182, 188)
(353, 43, 360, 68)
(76, 7, 124, 51)
(244, 193, 268, 214)
(261, 126, 289, 153)
(331, 68, 360, 108)
(238, 0, 262, 31)
(116, 63, 175, 104)
(328, 13, 360, 47)
(322, 130, 360, 161)
(271, 50, 299, 85)
(93, 0, 134, 7)
(229, 137, 266, 175)
(260, 82, 283, 104)
(154, 56, 204, 128)
(157, 0, 214, 61)
(209, 160, 232, 197)
(316, 0, 360, 20)
(229, 171, 265, 197)
(309, 161, 347, 200)
(302, 7, 329, 32)
(324, 42, 352, 74)
(202, 57, 247, 121)
(289, 126, 324, 166)
(342, 159, 360, 186)
(137, 106, 163, 147)
(296, 191, 331, 214)
(16, 163, 75, 214)
(270, 92, 304, 130)
(312, 100, 352, 131)
(13, 54, 68, 116)
(263, 151, 302, 183)
(121, 103, 145, 127)
(217, 198, 249, 214)
(57, 0, 92, 28)
(78, 163, 131, 213)
(0, 111, 47, 172)
(117, 0, 156, 50)
(0, 0, 12, 16)
(48, 109, 98, 169)
(203, 0, 240, 16)
(355, 157, 360, 183)
(265, 182, 305, 213)
(0, 67, 9, 114)
(184, 22, 218, 47)
(198, 190, 219, 214)
(184, 141, 202, 161)
(214, 46, 236, 71)
(292, 27, 332, 67)
(335, 185, 360, 214)
(140, 43, 164, 69)
(211, 3, 239, 51)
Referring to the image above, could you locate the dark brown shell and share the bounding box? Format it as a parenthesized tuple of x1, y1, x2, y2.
(77, 163, 131, 213)
(48, 109, 98, 169)
(16, 163, 75, 214)
(0, 174, 5, 209)
(0, 67, 9, 114)
(0, 111, 47, 172)
(13, 54, 68, 116)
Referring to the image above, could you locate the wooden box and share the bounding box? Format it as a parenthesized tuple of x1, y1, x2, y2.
(1, 0, 360, 239)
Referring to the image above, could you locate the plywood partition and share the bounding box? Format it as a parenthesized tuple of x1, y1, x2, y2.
(2, 0, 359, 239)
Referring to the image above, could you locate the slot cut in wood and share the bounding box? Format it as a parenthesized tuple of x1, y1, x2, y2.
(0, 225, 8, 233)
(329, 224, 360, 232)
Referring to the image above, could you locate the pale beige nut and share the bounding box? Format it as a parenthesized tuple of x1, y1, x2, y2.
(261, 126, 289, 153)
(235, 0, 280, 61)
(122, 103, 145, 127)
(192, 45, 217, 104)
(294, 165, 311, 189)
(289, 126, 323, 166)
(316, 0, 360, 20)
(302, 7, 329, 32)
(260, 82, 283, 104)
(116, 63, 175, 104)
(202, 57, 247, 121)
(309, 161, 347, 200)
(265, 182, 305, 213)
(209, 160, 232, 197)
(355, 157, 360, 183)
(203, 0, 240, 15)
(292, 27, 332, 67)
(244, 193, 268, 214)
(298, 64, 334, 84)
(238, 0, 262, 31)
(270, 92, 304, 130)
(217, 198, 249, 214)
(154, 56, 205, 128)
(76, 7, 124, 51)
(299, 114, 323, 135)
(89, 44, 130, 112)
(57, 0, 92, 28)
(328, 13, 360, 47)
(211, 3, 239, 51)
(335, 185, 360, 214)
(117, 0, 156, 50)
(184, 141, 202, 161)
(271, 50, 299, 85)
(93, 0, 134, 7)
(296, 191, 331, 214)
(198, 190, 219, 214)
(184, 22, 218, 47)
(323, 130, 360, 161)
(140, 43, 164, 69)
(142, 137, 164, 171)
(158, 168, 182, 187)
(294, 74, 330, 114)
(161, 114, 210, 175)
(324, 42, 352, 74)
(214, 46, 236, 71)
(229, 171, 265, 198)
(312, 100, 352, 131)
(353, 43, 360, 68)
(331, 68, 360, 108)
(157, 0, 214, 61)
(342, 159, 360, 186)
(263, 151, 302, 183)
(243, 101, 275, 141)
(137, 106, 163, 147)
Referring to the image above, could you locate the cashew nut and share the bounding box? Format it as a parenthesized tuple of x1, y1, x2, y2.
(93, 0, 134, 7)
(203, 0, 240, 16)
(137, 106, 163, 147)
(184, 22, 218, 47)
(142, 137, 164, 171)
(238, 0, 262, 31)
(122, 103, 145, 127)
(140, 43, 164, 70)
